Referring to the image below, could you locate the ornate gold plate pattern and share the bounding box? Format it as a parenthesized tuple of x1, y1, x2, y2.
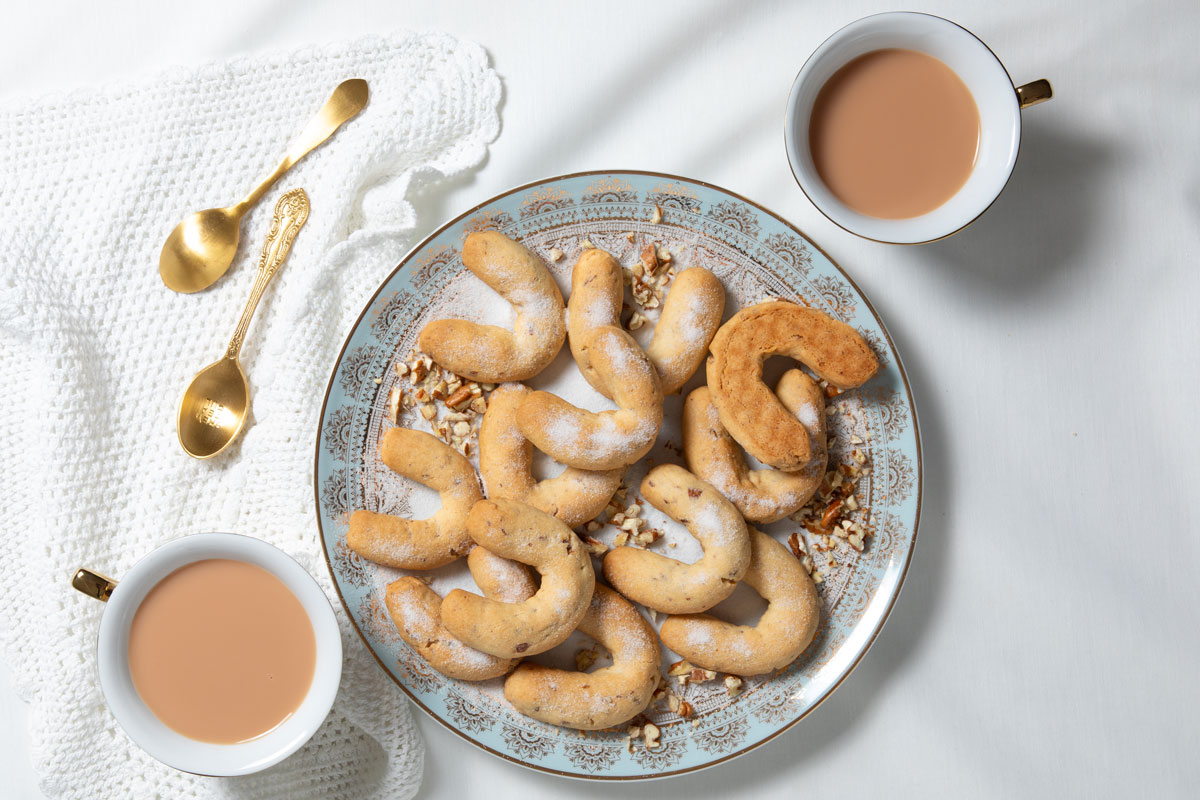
(315, 171, 921, 779)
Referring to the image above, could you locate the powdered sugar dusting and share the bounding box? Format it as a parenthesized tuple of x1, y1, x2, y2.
(684, 624, 714, 650)
(796, 402, 819, 431)
(542, 413, 583, 450)
(676, 286, 718, 348)
(445, 270, 515, 328)
(406, 483, 442, 519)
(689, 500, 735, 546)
(389, 588, 436, 637)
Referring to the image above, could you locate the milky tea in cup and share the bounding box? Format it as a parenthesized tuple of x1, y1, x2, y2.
(73, 533, 341, 776)
(785, 12, 1052, 244)
(127, 558, 316, 744)
(808, 48, 980, 220)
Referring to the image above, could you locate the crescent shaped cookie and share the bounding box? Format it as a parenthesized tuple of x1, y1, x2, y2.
(465, 544, 540, 604)
(441, 498, 595, 658)
(659, 528, 820, 676)
(706, 300, 878, 471)
(683, 370, 827, 523)
(566, 248, 625, 396)
(645, 267, 725, 394)
(567, 252, 724, 396)
(479, 384, 624, 527)
(602, 464, 750, 614)
(384, 547, 537, 681)
(503, 585, 661, 730)
(517, 326, 663, 471)
(347, 428, 480, 569)
(418, 231, 566, 382)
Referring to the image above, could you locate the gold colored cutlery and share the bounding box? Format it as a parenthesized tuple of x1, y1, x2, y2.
(177, 188, 309, 459)
(159, 78, 366, 293)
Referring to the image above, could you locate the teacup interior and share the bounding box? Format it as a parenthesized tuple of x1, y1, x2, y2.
(96, 533, 341, 776)
(786, 12, 1021, 243)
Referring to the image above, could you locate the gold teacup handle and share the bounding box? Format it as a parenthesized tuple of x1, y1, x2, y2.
(72, 568, 118, 602)
(1017, 79, 1053, 109)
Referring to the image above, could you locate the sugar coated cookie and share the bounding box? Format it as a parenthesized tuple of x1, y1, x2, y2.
(517, 326, 663, 471)
(441, 498, 595, 658)
(419, 231, 566, 382)
(503, 585, 661, 730)
(602, 464, 750, 614)
(566, 251, 724, 397)
(479, 384, 624, 527)
(385, 546, 535, 681)
(645, 267, 725, 394)
(659, 528, 820, 676)
(683, 370, 826, 523)
(566, 248, 624, 396)
(347, 428, 481, 569)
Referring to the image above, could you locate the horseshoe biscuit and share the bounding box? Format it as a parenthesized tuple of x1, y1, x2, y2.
(503, 585, 661, 730)
(418, 231, 566, 382)
(384, 547, 536, 681)
(465, 544, 539, 603)
(347, 428, 480, 569)
(441, 498, 595, 658)
(566, 248, 624, 396)
(479, 384, 624, 527)
(683, 370, 826, 523)
(706, 300, 877, 471)
(567, 254, 724, 397)
(602, 464, 750, 614)
(517, 326, 663, 471)
(659, 528, 820, 676)
(645, 267, 725, 394)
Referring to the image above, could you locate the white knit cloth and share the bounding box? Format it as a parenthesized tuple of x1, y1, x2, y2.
(0, 32, 501, 799)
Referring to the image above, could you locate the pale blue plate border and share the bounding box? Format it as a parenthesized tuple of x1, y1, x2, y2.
(314, 171, 922, 780)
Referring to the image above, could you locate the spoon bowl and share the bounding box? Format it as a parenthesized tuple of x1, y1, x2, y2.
(176, 188, 310, 459)
(178, 357, 250, 458)
(160, 207, 244, 294)
(159, 78, 367, 293)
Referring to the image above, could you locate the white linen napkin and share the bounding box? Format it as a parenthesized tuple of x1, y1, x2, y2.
(0, 31, 501, 799)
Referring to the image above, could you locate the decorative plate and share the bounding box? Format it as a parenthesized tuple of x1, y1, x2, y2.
(315, 171, 921, 780)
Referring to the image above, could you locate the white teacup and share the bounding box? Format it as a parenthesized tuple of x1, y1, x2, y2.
(785, 12, 1052, 244)
(72, 533, 342, 776)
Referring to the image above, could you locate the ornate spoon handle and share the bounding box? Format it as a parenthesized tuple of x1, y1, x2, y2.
(225, 188, 310, 360)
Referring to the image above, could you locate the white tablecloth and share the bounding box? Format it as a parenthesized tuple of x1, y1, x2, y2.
(2, 1, 1196, 797)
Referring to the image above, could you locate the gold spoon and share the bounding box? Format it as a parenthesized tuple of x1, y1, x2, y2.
(159, 78, 366, 294)
(177, 188, 310, 459)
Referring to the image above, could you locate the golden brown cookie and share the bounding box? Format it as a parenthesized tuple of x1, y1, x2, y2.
(465, 544, 539, 604)
(659, 528, 820, 676)
(706, 300, 877, 470)
(517, 326, 663, 471)
(418, 231, 566, 382)
(441, 499, 595, 658)
(683, 370, 826, 523)
(384, 547, 536, 681)
(347, 428, 480, 569)
(503, 585, 660, 730)
(646, 267, 725, 394)
(479, 384, 624, 527)
(566, 248, 624, 396)
(602, 464, 750, 614)
(566, 253, 724, 397)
